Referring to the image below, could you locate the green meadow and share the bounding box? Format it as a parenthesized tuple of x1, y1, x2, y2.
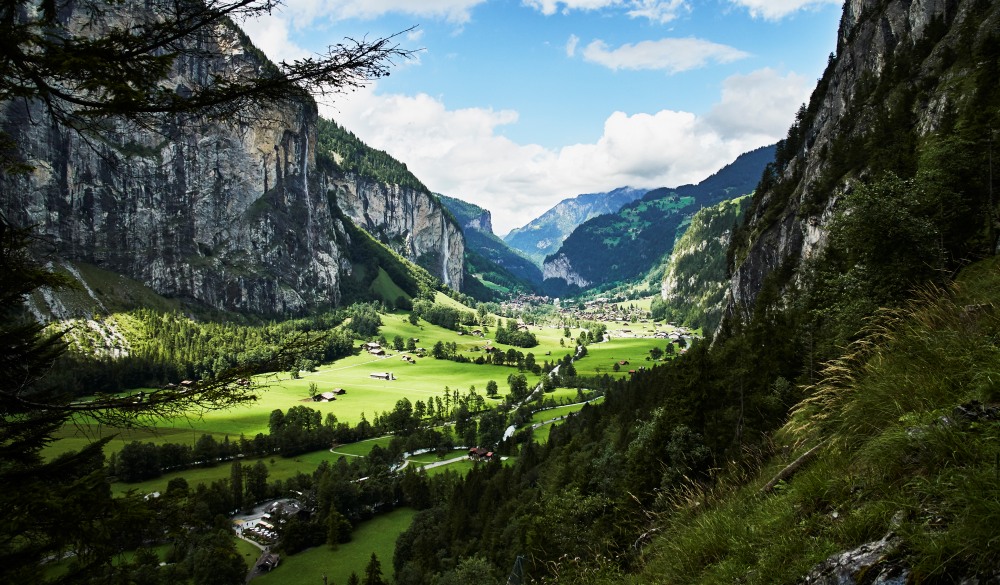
(253, 507, 417, 585)
(44, 304, 667, 497)
(573, 337, 674, 376)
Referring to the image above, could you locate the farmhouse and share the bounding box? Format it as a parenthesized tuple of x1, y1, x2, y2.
(370, 372, 395, 380)
(468, 447, 494, 461)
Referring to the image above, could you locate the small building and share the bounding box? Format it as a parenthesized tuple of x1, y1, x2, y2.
(468, 447, 493, 461)
(313, 391, 337, 402)
(256, 553, 280, 572)
(331, 388, 346, 395)
(370, 372, 395, 380)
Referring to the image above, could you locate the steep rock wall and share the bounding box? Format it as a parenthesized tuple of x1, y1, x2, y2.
(727, 0, 991, 322)
(1, 3, 462, 315)
(333, 177, 464, 290)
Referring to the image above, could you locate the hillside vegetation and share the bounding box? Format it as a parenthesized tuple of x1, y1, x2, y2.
(438, 194, 542, 298)
(543, 145, 773, 295)
(634, 258, 1000, 583)
(652, 195, 749, 334)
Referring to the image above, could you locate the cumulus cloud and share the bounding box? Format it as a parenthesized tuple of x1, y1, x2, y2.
(727, 0, 841, 20)
(704, 68, 811, 141)
(580, 37, 749, 73)
(274, 0, 488, 25)
(240, 14, 309, 63)
(324, 68, 809, 234)
(524, 0, 689, 22)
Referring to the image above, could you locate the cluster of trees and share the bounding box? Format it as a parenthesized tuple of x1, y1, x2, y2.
(108, 406, 378, 482)
(316, 117, 430, 193)
(493, 318, 538, 347)
(410, 299, 476, 330)
(40, 308, 357, 398)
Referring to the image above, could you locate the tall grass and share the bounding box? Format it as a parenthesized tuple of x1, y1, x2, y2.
(635, 259, 1000, 583)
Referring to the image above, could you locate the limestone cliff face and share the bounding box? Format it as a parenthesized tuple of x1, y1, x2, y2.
(333, 177, 464, 290)
(726, 0, 994, 322)
(0, 4, 462, 315)
(542, 254, 591, 288)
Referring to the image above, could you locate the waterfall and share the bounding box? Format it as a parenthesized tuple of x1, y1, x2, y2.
(441, 217, 451, 287)
(302, 132, 309, 198)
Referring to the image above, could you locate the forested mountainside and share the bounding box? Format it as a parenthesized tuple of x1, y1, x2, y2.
(438, 194, 543, 297)
(652, 195, 750, 334)
(541, 145, 774, 296)
(390, 0, 1000, 582)
(0, 5, 462, 318)
(503, 186, 648, 266)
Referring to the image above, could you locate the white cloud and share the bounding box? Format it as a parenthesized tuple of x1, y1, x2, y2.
(274, 0, 488, 25)
(626, 0, 690, 24)
(324, 68, 808, 235)
(565, 34, 580, 57)
(581, 37, 749, 73)
(704, 68, 811, 141)
(523, 0, 689, 22)
(240, 14, 309, 63)
(727, 0, 841, 21)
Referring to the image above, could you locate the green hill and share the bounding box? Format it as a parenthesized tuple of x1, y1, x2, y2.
(542, 145, 773, 295)
(438, 194, 542, 298)
(652, 195, 750, 334)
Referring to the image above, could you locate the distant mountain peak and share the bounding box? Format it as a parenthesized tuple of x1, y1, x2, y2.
(503, 186, 648, 266)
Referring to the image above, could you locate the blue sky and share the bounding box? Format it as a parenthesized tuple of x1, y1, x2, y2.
(243, 0, 843, 234)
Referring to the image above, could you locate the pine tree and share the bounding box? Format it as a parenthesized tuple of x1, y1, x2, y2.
(363, 552, 386, 585)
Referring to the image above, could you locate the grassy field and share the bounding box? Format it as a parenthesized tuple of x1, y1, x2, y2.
(254, 507, 417, 585)
(44, 305, 665, 499)
(573, 337, 673, 377)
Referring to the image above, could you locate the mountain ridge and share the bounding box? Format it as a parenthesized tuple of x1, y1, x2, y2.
(503, 186, 648, 266)
(1, 9, 463, 317)
(541, 144, 775, 295)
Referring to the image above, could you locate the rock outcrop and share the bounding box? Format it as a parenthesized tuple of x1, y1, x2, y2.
(542, 254, 591, 288)
(726, 0, 995, 322)
(333, 178, 463, 290)
(0, 3, 462, 316)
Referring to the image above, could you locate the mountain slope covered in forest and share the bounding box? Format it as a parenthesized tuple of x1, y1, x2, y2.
(438, 194, 542, 298)
(541, 145, 774, 295)
(503, 186, 648, 266)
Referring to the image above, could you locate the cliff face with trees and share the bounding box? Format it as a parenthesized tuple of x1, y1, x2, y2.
(1, 2, 462, 317)
(727, 0, 999, 325)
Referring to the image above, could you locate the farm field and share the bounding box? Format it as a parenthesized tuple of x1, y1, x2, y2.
(573, 337, 675, 377)
(44, 305, 668, 500)
(253, 507, 417, 585)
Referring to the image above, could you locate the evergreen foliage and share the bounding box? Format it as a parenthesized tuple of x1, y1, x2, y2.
(316, 118, 429, 192)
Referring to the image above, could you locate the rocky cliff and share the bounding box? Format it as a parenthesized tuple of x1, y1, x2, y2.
(726, 0, 998, 323)
(0, 5, 462, 316)
(333, 178, 464, 290)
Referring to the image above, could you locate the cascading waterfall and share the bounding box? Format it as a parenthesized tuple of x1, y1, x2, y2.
(441, 216, 451, 287)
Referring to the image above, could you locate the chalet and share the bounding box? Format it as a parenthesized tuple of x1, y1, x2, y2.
(370, 348, 385, 356)
(472, 329, 483, 337)
(370, 372, 395, 380)
(256, 553, 280, 572)
(313, 392, 337, 402)
(468, 447, 494, 461)
(331, 388, 346, 395)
